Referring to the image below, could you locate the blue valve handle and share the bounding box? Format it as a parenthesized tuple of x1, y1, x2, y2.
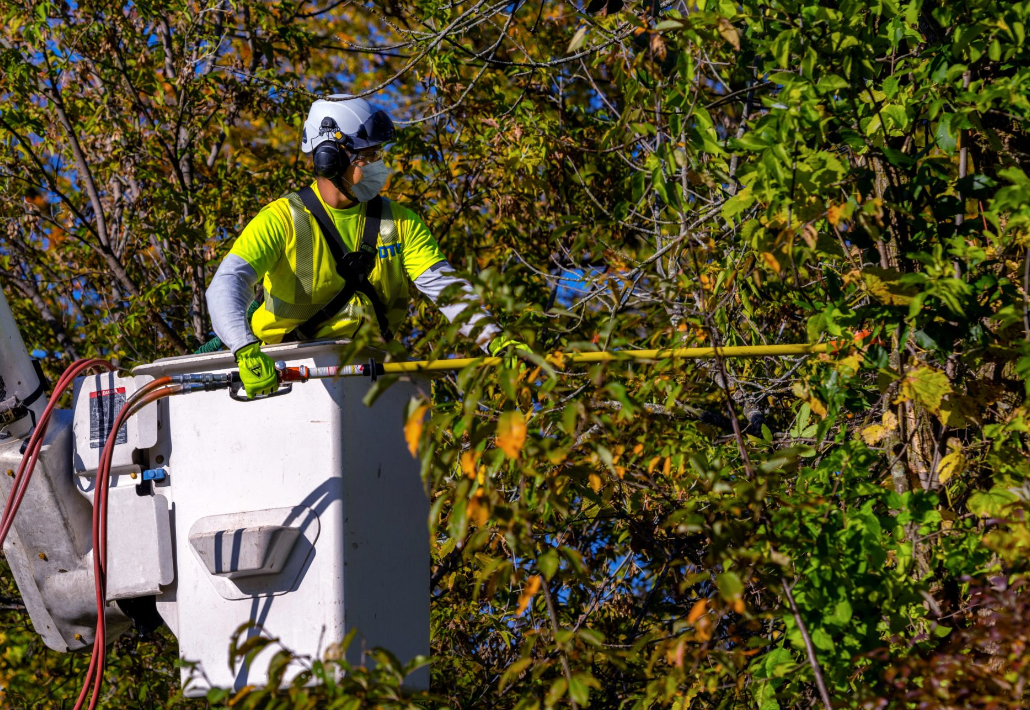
(141, 468, 166, 482)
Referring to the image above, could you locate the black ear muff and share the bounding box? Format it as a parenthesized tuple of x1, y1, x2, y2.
(312, 142, 350, 180)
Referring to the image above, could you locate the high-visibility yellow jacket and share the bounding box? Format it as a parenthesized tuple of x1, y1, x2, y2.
(226, 183, 447, 344)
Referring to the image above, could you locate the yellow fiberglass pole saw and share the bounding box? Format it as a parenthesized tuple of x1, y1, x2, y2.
(217, 341, 846, 400)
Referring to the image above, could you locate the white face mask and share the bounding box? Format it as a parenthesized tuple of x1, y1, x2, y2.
(346, 160, 389, 202)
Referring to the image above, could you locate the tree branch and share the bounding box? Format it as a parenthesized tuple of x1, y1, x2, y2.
(541, 579, 579, 710)
(782, 578, 833, 710)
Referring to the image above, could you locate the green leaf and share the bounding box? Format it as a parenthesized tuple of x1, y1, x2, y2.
(881, 104, 908, 133)
(568, 673, 597, 705)
(499, 657, 533, 692)
(722, 185, 756, 220)
(538, 549, 560, 580)
(830, 598, 853, 625)
(968, 486, 1019, 518)
(811, 627, 834, 651)
(206, 688, 231, 703)
(546, 677, 568, 706)
(717, 571, 744, 601)
(753, 647, 795, 679)
(560, 546, 587, 576)
(754, 682, 781, 710)
(935, 113, 958, 153)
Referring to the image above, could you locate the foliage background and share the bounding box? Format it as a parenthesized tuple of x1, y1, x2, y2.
(2, 0, 1030, 707)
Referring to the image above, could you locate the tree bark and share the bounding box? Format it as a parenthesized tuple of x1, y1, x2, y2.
(8, 275, 80, 361)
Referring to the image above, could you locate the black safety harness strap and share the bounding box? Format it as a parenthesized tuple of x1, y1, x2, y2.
(290, 187, 392, 341)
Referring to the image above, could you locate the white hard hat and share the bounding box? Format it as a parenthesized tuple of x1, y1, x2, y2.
(301, 95, 396, 154)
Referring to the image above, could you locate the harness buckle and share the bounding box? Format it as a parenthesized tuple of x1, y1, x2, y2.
(341, 250, 376, 279)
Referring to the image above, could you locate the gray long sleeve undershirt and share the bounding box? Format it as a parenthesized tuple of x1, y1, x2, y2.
(414, 262, 500, 351)
(207, 255, 259, 355)
(206, 257, 500, 354)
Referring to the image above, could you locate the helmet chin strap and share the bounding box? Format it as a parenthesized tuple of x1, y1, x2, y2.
(329, 174, 360, 206)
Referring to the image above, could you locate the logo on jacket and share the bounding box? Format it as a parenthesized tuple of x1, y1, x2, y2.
(378, 244, 403, 259)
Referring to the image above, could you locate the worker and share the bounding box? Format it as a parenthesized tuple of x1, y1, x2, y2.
(206, 95, 526, 398)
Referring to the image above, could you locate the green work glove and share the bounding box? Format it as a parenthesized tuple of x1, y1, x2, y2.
(489, 336, 532, 378)
(488, 335, 531, 358)
(235, 342, 278, 399)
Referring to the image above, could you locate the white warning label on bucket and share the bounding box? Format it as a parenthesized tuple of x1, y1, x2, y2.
(90, 387, 127, 449)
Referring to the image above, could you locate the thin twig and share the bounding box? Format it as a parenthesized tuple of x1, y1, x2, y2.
(781, 578, 833, 710)
(541, 579, 579, 710)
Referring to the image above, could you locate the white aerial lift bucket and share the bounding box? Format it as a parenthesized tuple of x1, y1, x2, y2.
(0, 281, 429, 697)
(129, 343, 429, 694)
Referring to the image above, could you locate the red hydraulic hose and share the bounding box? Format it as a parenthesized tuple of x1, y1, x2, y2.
(0, 358, 116, 547)
(75, 379, 177, 710)
(76, 380, 176, 710)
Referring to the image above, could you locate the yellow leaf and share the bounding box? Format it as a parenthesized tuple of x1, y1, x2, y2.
(837, 353, 863, 374)
(648, 456, 661, 474)
(861, 267, 918, 306)
(566, 26, 588, 54)
(861, 410, 897, 445)
(896, 366, 952, 413)
(937, 451, 966, 484)
(633, 443, 644, 455)
(497, 410, 527, 458)
(662, 457, 672, 476)
(517, 575, 542, 616)
(938, 394, 978, 427)
(404, 404, 428, 457)
(550, 351, 566, 369)
(860, 424, 887, 445)
(760, 251, 781, 273)
(468, 489, 490, 527)
(588, 473, 602, 493)
(546, 448, 568, 465)
(808, 397, 827, 419)
(687, 598, 707, 624)
(695, 615, 712, 641)
(461, 451, 478, 478)
(463, 451, 487, 484)
(717, 17, 740, 50)
(229, 685, 255, 706)
(827, 203, 843, 227)
(793, 382, 827, 418)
